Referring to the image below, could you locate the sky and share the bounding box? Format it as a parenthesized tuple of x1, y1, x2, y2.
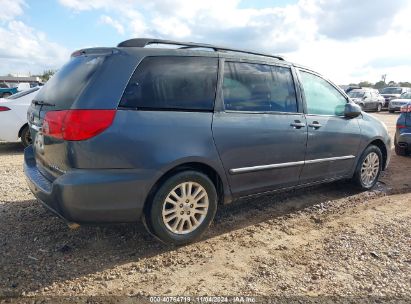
(0, 0, 410, 84)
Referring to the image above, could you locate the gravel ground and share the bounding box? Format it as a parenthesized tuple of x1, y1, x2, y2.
(0, 112, 410, 303)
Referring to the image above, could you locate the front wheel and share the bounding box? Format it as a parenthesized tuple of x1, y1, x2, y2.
(147, 171, 218, 245)
(377, 104, 382, 112)
(352, 145, 382, 190)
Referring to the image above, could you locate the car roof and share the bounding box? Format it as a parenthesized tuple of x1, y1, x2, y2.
(113, 37, 295, 67)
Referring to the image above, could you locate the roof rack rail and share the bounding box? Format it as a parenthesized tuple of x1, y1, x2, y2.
(117, 38, 284, 61)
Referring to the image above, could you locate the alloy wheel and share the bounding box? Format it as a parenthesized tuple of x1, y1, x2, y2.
(162, 182, 209, 234)
(360, 152, 380, 187)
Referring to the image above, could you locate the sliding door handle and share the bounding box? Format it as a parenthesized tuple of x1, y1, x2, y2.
(290, 121, 306, 129)
(308, 121, 322, 129)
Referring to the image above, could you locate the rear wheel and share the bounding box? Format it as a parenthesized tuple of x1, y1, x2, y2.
(20, 125, 32, 147)
(352, 145, 382, 190)
(147, 171, 217, 245)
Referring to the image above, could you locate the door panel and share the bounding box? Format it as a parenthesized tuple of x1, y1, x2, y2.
(300, 115, 361, 183)
(298, 70, 361, 183)
(212, 61, 307, 198)
(213, 112, 307, 197)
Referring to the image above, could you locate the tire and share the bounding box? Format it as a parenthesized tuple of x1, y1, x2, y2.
(389, 110, 395, 113)
(352, 145, 382, 190)
(20, 125, 32, 147)
(377, 104, 382, 112)
(147, 171, 218, 245)
(395, 145, 407, 156)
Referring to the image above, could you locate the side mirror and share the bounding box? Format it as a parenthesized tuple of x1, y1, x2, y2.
(344, 103, 361, 118)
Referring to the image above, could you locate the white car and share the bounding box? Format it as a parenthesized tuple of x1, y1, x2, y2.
(388, 92, 411, 113)
(0, 87, 40, 147)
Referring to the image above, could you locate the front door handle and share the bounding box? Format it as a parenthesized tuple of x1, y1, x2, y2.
(308, 121, 322, 129)
(290, 121, 306, 129)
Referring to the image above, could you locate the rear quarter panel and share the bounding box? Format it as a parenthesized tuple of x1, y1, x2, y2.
(69, 110, 231, 203)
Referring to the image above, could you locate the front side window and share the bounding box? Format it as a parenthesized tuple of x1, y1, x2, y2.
(120, 56, 218, 111)
(300, 71, 347, 116)
(223, 62, 298, 113)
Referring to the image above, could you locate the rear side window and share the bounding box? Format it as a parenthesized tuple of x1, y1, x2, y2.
(120, 57, 218, 111)
(223, 62, 298, 113)
(35, 56, 103, 109)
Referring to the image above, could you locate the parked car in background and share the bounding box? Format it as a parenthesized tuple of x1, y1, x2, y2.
(0, 87, 40, 147)
(25, 38, 391, 245)
(388, 92, 411, 113)
(348, 88, 385, 111)
(343, 85, 361, 94)
(395, 103, 411, 155)
(381, 87, 411, 109)
(0, 83, 18, 98)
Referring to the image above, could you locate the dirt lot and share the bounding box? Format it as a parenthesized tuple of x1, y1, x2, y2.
(0, 112, 410, 303)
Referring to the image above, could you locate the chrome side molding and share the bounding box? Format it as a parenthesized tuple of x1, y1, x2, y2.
(229, 155, 355, 175)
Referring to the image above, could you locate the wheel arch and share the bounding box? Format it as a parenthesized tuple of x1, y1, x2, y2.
(367, 138, 388, 170)
(143, 161, 230, 218)
(18, 123, 28, 138)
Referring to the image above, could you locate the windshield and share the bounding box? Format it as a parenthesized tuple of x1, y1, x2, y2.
(6, 87, 39, 100)
(400, 93, 411, 99)
(348, 91, 364, 98)
(381, 87, 402, 94)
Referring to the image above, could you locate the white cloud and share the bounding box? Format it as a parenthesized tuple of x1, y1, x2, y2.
(0, 1, 69, 75)
(99, 15, 125, 35)
(56, 0, 411, 83)
(0, 0, 26, 22)
(2, 0, 409, 83)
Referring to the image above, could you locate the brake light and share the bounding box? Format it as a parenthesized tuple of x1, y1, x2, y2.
(397, 124, 406, 129)
(43, 110, 116, 141)
(400, 104, 411, 113)
(0, 106, 10, 111)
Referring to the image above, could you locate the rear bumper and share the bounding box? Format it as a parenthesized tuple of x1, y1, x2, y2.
(24, 146, 152, 223)
(396, 132, 411, 151)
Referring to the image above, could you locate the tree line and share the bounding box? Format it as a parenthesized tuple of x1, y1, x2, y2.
(351, 81, 411, 89)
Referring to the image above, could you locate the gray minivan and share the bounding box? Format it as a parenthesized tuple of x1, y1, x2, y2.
(25, 38, 391, 244)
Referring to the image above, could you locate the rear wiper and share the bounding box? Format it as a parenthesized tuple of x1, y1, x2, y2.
(33, 100, 55, 107)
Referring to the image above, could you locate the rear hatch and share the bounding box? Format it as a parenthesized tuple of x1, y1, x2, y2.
(27, 48, 123, 180)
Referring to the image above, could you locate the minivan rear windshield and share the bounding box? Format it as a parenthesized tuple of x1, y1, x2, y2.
(34, 55, 104, 109)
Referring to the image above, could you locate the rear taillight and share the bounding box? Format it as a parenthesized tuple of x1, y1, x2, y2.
(43, 109, 116, 141)
(400, 105, 411, 113)
(0, 106, 11, 111)
(397, 124, 406, 129)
